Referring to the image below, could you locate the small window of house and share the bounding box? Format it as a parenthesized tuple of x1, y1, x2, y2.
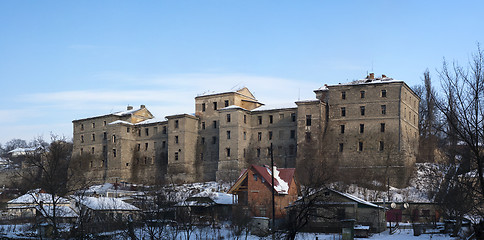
(381, 123, 385, 132)
(341, 91, 346, 100)
(360, 91, 365, 98)
(202, 122, 205, 129)
(381, 89, 387, 98)
(145, 128, 149, 136)
(175, 136, 179, 144)
(360, 124, 364, 133)
(202, 103, 206, 112)
(379, 141, 384, 151)
(269, 115, 273, 124)
(226, 148, 231, 157)
(175, 120, 179, 129)
(226, 114, 231, 123)
(290, 130, 295, 139)
(258, 132, 262, 141)
(213, 102, 217, 110)
(360, 106, 365, 116)
(269, 131, 273, 140)
(227, 131, 231, 140)
(340, 125, 345, 134)
(358, 142, 363, 151)
(213, 121, 217, 129)
(258, 116, 262, 125)
(339, 143, 344, 152)
(341, 107, 346, 117)
(381, 105, 387, 115)
(306, 115, 312, 126)
(224, 100, 229, 107)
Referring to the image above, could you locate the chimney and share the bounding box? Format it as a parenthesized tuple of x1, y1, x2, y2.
(140, 105, 145, 109)
(382, 74, 387, 78)
(369, 73, 375, 79)
(127, 105, 133, 110)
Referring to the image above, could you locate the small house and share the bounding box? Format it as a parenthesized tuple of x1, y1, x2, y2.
(228, 165, 298, 219)
(7, 190, 71, 219)
(289, 189, 386, 233)
(176, 191, 235, 221)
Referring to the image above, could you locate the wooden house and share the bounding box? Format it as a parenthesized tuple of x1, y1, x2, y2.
(228, 165, 298, 219)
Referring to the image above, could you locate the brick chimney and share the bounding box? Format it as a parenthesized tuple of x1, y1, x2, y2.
(382, 74, 387, 78)
(369, 73, 375, 79)
(127, 105, 133, 110)
(140, 105, 146, 109)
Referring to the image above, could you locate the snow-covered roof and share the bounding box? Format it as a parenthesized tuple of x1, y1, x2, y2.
(219, 105, 249, 111)
(8, 147, 38, 155)
(8, 192, 70, 205)
(192, 192, 235, 205)
(229, 165, 296, 195)
(136, 118, 166, 125)
(76, 196, 139, 211)
(252, 102, 297, 112)
(109, 120, 133, 125)
(113, 108, 142, 116)
(331, 189, 384, 209)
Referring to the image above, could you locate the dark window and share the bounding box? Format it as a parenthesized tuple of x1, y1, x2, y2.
(127, 127, 130, 133)
(306, 115, 312, 126)
(201, 137, 205, 144)
(226, 114, 231, 123)
(202, 103, 206, 111)
(212, 136, 217, 144)
(291, 113, 296, 122)
(358, 142, 363, 151)
(103, 121, 106, 126)
(379, 141, 384, 151)
(227, 131, 231, 140)
(81, 135, 84, 143)
(175, 120, 179, 129)
(213, 102, 217, 110)
(341, 107, 346, 117)
(290, 130, 295, 139)
(305, 132, 311, 142)
(341, 91, 346, 100)
(175, 152, 179, 161)
(340, 125, 345, 134)
(360, 124, 364, 133)
(202, 122, 205, 129)
(258, 132, 262, 141)
(224, 100, 229, 107)
(81, 124, 84, 131)
(337, 209, 345, 220)
(113, 149, 117, 157)
(243, 131, 247, 140)
(163, 126, 167, 134)
(269, 131, 273, 140)
(381, 123, 385, 132)
(360, 106, 365, 116)
(360, 91, 365, 98)
(103, 132, 107, 140)
(257, 148, 261, 157)
(91, 147, 95, 154)
(137, 144, 140, 151)
(213, 121, 217, 129)
(226, 148, 231, 157)
(381, 89, 387, 98)
(162, 141, 166, 148)
(244, 115, 247, 124)
(138, 129, 141, 136)
(92, 122, 95, 128)
(269, 115, 273, 124)
(175, 136, 179, 144)
(339, 143, 344, 152)
(258, 116, 262, 125)
(381, 105, 387, 115)
(92, 133, 95, 142)
(145, 128, 149, 136)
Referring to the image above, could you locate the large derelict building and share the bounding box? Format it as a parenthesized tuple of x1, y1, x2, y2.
(72, 74, 419, 187)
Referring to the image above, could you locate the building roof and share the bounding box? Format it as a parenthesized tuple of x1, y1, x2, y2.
(36, 205, 79, 218)
(330, 189, 385, 209)
(228, 165, 296, 195)
(8, 191, 70, 205)
(75, 196, 139, 211)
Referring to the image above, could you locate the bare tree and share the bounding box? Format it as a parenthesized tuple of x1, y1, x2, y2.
(434, 44, 484, 227)
(16, 135, 87, 238)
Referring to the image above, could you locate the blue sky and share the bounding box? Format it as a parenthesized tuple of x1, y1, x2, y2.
(0, 1, 483, 145)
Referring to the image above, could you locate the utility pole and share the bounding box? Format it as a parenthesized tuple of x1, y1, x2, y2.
(271, 143, 275, 240)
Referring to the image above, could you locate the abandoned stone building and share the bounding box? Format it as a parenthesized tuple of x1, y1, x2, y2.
(72, 73, 419, 187)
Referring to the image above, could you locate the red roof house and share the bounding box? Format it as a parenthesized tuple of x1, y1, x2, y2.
(228, 165, 298, 219)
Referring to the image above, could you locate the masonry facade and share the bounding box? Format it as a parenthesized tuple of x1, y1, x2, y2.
(72, 74, 419, 187)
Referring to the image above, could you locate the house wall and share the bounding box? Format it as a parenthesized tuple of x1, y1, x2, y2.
(246, 168, 297, 219)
